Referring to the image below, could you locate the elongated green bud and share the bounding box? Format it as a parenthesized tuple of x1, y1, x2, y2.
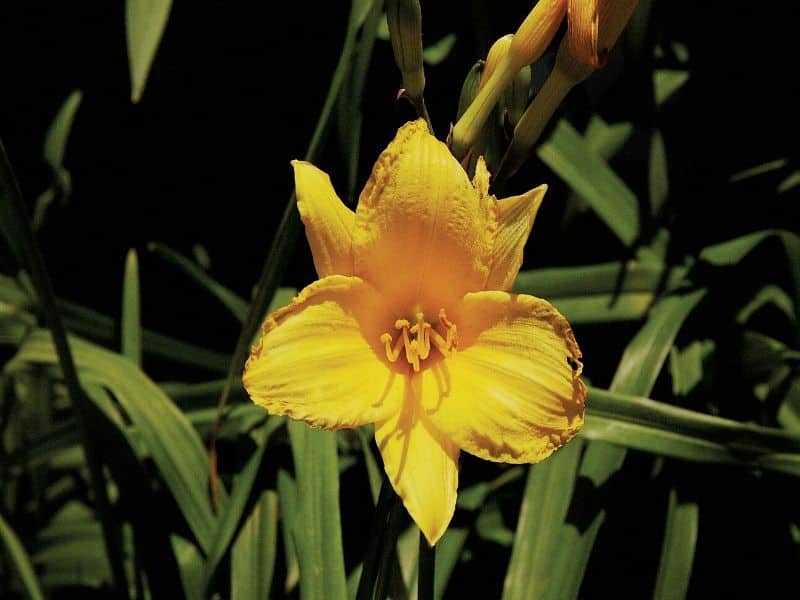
(456, 61, 484, 121)
(386, 0, 425, 101)
(505, 64, 531, 130)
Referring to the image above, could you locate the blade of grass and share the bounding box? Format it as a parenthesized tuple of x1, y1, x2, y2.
(653, 489, 698, 600)
(125, 0, 173, 102)
(203, 417, 284, 594)
(537, 120, 640, 248)
(7, 330, 220, 554)
(287, 421, 348, 600)
(231, 490, 279, 600)
(502, 439, 584, 600)
(544, 289, 707, 600)
(0, 511, 45, 600)
(121, 249, 142, 365)
(0, 137, 129, 596)
(148, 242, 249, 322)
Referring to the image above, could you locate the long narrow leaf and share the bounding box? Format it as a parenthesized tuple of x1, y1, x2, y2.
(653, 490, 698, 600)
(149, 242, 249, 322)
(0, 511, 45, 600)
(121, 249, 142, 365)
(231, 491, 279, 600)
(502, 440, 584, 600)
(544, 289, 707, 599)
(538, 120, 639, 247)
(287, 421, 348, 600)
(125, 0, 173, 102)
(203, 417, 284, 593)
(0, 137, 129, 594)
(6, 330, 220, 553)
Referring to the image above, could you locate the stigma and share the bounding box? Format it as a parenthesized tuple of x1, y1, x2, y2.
(380, 309, 458, 372)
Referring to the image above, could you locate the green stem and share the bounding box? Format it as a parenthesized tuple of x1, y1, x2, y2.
(418, 531, 436, 600)
(0, 139, 129, 597)
(207, 0, 373, 506)
(356, 479, 402, 600)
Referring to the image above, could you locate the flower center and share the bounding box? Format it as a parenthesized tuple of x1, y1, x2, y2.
(380, 309, 458, 372)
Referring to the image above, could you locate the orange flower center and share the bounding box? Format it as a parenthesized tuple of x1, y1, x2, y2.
(380, 309, 458, 372)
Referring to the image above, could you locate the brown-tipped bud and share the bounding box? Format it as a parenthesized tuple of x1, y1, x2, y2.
(456, 60, 484, 121)
(568, 0, 639, 67)
(452, 0, 567, 159)
(386, 0, 425, 100)
(480, 34, 514, 89)
(505, 64, 531, 130)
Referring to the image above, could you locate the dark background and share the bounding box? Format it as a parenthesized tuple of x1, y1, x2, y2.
(1, 2, 799, 597)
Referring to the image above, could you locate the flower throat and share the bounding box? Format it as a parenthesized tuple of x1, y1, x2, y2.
(380, 309, 458, 372)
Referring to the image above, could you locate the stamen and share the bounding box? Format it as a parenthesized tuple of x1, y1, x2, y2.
(381, 308, 458, 370)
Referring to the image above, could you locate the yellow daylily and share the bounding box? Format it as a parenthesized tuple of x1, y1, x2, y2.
(242, 120, 586, 545)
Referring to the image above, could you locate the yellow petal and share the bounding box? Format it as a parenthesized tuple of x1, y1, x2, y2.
(243, 275, 402, 429)
(375, 380, 459, 546)
(486, 184, 547, 291)
(420, 290, 585, 463)
(292, 160, 355, 277)
(353, 119, 496, 314)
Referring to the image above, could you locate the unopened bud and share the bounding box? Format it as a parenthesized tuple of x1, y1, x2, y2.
(480, 34, 513, 89)
(386, 0, 425, 100)
(568, 0, 639, 67)
(505, 65, 531, 130)
(457, 61, 484, 121)
(451, 0, 567, 159)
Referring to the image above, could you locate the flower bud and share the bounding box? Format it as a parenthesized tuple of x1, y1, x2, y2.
(386, 0, 425, 101)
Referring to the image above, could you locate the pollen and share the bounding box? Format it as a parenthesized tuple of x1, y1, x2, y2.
(380, 309, 458, 372)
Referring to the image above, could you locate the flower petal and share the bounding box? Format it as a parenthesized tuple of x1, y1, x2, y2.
(375, 380, 459, 546)
(353, 119, 496, 314)
(420, 290, 585, 463)
(243, 275, 401, 429)
(486, 184, 547, 291)
(292, 160, 355, 277)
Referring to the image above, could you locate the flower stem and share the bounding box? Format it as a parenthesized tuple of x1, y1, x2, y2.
(356, 479, 403, 600)
(418, 531, 436, 600)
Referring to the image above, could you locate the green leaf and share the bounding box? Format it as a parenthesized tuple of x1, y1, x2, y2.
(121, 249, 142, 365)
(514, 261, 688, 298)
(649, 129, 668, 215)
(545, 290, 707, 599)
(277, 469, 300, 594)
(33, 501, 110, 591)
(737, 285, 796, 324)
(287, 421, 348, 600)
(203, 417, 284, 593)
(171, 535, 205, 600)
(149, 242, 249, 322)
(125, 0, 173, 103)
(43, 90, 83, 170)
(583, 387, 800, 476)
(435, 527, 469, 598)
(502, 439, 583, 600)
(654, 70, 689, 105)
(653, 489, 698, 600)
(7, 330, 220, 553)
(231, 491, 279, 600)
(423, 34, 457, 66)
(669, 339, 714, 396)
(0, 511, 45, 600)
(538, 120, 639, 247)
(584, 116, 634, 159)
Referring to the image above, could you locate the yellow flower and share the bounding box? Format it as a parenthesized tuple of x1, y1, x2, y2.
(242, 120, 586, 545)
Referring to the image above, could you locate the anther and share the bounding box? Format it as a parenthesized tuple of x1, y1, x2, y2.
(381, 308, 458, 369)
